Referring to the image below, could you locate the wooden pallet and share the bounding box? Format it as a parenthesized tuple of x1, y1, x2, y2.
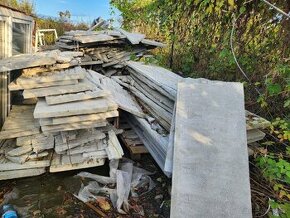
(119, 121, 148, 159)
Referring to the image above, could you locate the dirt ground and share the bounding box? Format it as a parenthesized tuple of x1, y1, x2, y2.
(0, 154, 171, 218)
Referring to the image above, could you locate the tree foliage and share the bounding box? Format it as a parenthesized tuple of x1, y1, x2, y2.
(0, 0, 34, 15)
(111, 0, 289, 115)
(111, 0, 290, 216)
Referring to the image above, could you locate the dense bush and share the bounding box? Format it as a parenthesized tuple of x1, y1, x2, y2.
(111, 0, 289, 216)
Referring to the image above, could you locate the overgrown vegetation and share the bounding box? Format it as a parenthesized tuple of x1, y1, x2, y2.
(111, 0, 289, 217)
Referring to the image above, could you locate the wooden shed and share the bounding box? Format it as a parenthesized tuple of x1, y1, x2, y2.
(0, 4, 34, 127)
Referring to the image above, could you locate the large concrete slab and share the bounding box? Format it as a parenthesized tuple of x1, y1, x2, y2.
(45, 89, 110, 105)
(9, 79, 78, 91)
(0, 168, 46, 180)
(23, 80, 94, 99)
(34, 98, 118, 119)
(171, 78, 252, 218)
(99, 76, 145, 117)
(52, 110, 118, 125)
(49, 153, 105, 173)
(127, 61, 182, 100)
(0, 52, 56, 73)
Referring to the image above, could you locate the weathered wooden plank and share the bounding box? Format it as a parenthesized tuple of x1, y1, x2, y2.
(171, 79, 252, 218)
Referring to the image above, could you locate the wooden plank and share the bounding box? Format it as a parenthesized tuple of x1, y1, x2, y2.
(45, 90, 110, 105)
(171, 79, 252, 218)
(120, 135, 148, 155)
(34, 98, 118, 119)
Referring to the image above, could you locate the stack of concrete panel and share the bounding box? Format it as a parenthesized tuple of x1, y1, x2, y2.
(4, 58, 125, 175)
(50, 129, 123, 172)
(114, 61, 182, 131)
(0, 105, 53, 180)
(115, 62, 271, 177)
(15, 66, 118, 133)
(57, 28, 165, 76)
(24, 67, 122, 171)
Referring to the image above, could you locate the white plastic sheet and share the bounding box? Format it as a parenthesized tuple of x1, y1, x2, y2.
(75, 159, 155, 214)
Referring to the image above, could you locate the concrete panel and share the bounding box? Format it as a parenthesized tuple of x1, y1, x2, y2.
(171, 78, 252, 218)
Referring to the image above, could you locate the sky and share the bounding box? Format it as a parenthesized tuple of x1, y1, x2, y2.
(33, 0, 119, 24)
